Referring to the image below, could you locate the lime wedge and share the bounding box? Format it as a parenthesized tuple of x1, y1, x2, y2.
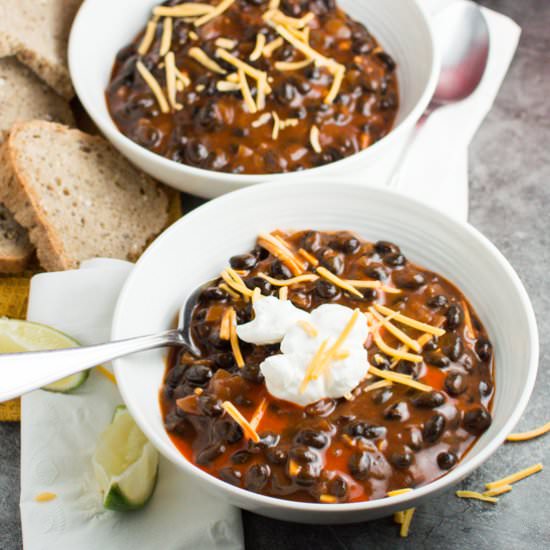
(0, 317, 89, 393)
(93, 405, 159, 511)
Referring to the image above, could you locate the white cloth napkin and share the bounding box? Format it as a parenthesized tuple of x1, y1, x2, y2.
(20, 259, 244, 550)
(19, 3, 520, 548)
(400, 0, 521, 221)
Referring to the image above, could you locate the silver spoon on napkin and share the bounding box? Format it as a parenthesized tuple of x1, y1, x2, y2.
(0, 278, 218, 402)
(390, 0, 490, 190)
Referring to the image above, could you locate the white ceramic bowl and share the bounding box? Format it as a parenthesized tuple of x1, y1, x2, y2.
(112, 179, 538, 524)
(69, 0, 439, 198)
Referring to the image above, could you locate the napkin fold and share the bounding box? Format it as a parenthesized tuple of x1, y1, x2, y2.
(20, 260, 243, 550)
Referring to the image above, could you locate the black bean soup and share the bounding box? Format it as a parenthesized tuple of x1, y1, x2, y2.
(107, 0, 399, 174)
(161, 230, 494, 503)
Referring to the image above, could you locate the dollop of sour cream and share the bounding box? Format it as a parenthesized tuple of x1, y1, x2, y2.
(237, 298, 370, 407)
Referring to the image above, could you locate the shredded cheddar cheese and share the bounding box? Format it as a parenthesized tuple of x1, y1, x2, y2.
(159, 17, 173, 56)
(300, 338, 329, 393)
(229, 309, 245, 367)
(369, 308, 421, 352)
(217, 80, 241, 92)
(462, 300, 476, 339)
(215, 37, 237, 49)
(194, 387, 204, 395)
(369, 366, 432, 392)
(324, 64, 345, 104)
(298, 248, 319, 267)
(136, 61, 170, 113)
(319, 494, 338, 503)
(278, 286, 288, 300)
(194, 0, 235, 27)
(189, 30, 199, 40)
(188, 47, 227, 74)
(252, 287, 262, 303)
(258, 233, 304, 276)
(258, 273, 318, 286)
(373, 331, 423, 363)
(153, 3, 215, 17)
(288, 459, 301, 476)
(456, 490, 498, 504)
(387, 488, 412, 498)
(274, 58, 313, 71)
(316, 267, 363, 298)
(483, 485, 512, 497)
(265, 9, 314, 29)
(250, 33, 267, 61)
(250, 397, 268, 430)
(165, 52, 182, 110)
(219, 282, 240, 301)
(138, 19, 158, 56)
(252, 112, 272, 128)
(272, 111, 281, 139)
(374, 304, 446, 336)
(222, 401, 260, 442)
(363, 379, 392, 393)
(507, 421, 550, 442)
(262, 37, 284, 57)
(297, 319, 318, 338)
(309, 124, 322, 153)
(220, 269, 254, 299)
(96, 366, 116, 384)
(216, 48, 267, 83)
(400, 508, 416, 537)
(238, 69, 257, 113)
(35, 492, 57, 503)
(219, 307, 232, 340)
(485, 463, 543, 490)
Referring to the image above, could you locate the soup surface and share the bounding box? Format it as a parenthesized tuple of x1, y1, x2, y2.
(107, 0, 399, 174)
(161, 230, 494, 503)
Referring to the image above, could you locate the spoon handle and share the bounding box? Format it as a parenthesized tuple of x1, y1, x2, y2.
(0, 329, 185, 403)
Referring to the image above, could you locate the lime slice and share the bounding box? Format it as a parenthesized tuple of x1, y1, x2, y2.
(0, 317, 89, 393)
(93, 405, 159, 511)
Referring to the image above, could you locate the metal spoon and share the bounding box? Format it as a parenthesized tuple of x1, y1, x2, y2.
(390, 0, 490, 189)
(0, 277, 218, 402)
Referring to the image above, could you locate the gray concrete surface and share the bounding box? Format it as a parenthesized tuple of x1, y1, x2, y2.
(1, 0, 549, 548)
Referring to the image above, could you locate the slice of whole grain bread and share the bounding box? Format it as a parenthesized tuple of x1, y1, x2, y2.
(0, 57, 74, 143)
(0, 203, 33, 272)
(0, 0, 82, 100)
(0, 121, 170, 271)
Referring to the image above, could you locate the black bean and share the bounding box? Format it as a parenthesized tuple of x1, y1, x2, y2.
(384, 253, 406, 267)
(319, 248, 345, 275)
(194, 322, 211, 340)
(445, 305, 463, 330)
(245, 276, 272, 294)
(302, 230, 322, 252)
(315, 279, 339, 299)
(405, 427, 423, 451)
(437, 451, 457, 470)
(214, 352, 236, 370)
(240, 363, 264, 384)
(328, 477, 348, 498)
(265, 447, 288, 465)
(364, 265, 388, 281)
(214, 418, 244, 444)
(412, 391, 445, 409)
(376, 51, 396, 72)
(295, 429, 329, 449)
(479, 380, 493, 397)
(348, 451, 371, 480)
(384, 401, 409, 421)
(245, 464, 271, 492)
(200, 286, 229, 302)
(463, 407, 492, 434)
(219, 467, 242, 486)
(423, 337, 439, 351)
(258, 431, 280, 448)
(390, 451, 413, 470)
(372, 387, 393, 404)
(424, 351, 451, 368)
(374, 241, 400, 255)
(295, 464, 319, 486)
(166, 364, 186, 387)
(345, 421, 386, 439)
(427, 295, 448, 308)
(441, 333, 464, 361)
(274, 81, 298, 104)
(185, 364, 212, 385)
(270, 260, 292, 279)
(289, 445, 318, 464)
(395, 360, 419, 378)
(444, 372, 467, 396)
(197, 442, 226, 465)
(184, 141, 209, 167)
(164, 412, 187, 434)
(198, 395, 223, 416)
(305, 398, 336, 417)
(394, 271, 426, 290)
(231, 450, 253, 464)
(475, 339, 493, 362)
(281, 0, 306, 16)
(331, 235, 360, 254)
(173, 383, 192, 400)
(423, 413, 446, 443)
(229, 253, 257, 270)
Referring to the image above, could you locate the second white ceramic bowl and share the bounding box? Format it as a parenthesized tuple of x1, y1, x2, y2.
(69, 0, 439, 198)
(112, 179, 538, 524)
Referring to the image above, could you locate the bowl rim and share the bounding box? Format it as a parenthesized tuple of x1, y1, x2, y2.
(68, 0, 441, 185)
(112, 178, 539, 515)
